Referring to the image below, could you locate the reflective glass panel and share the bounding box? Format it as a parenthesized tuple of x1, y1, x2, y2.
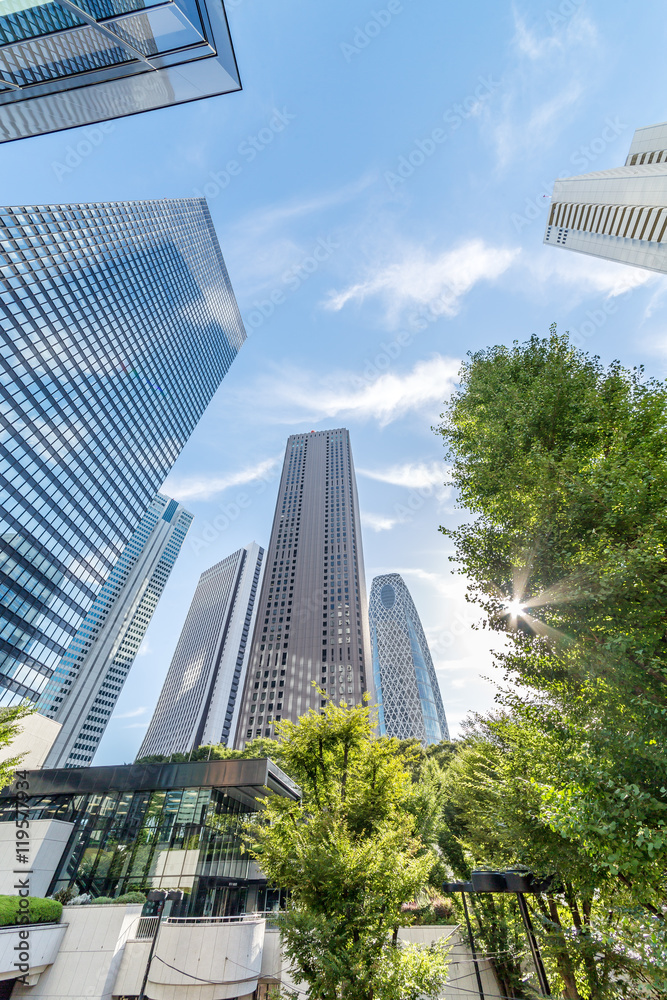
(0, 23, 132, 85)
(107, 3, 203, 57)
(0, 0, 83, 45)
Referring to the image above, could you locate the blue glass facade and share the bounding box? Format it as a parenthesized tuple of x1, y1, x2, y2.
(39, 492, 193, 767)
(0, 0, 240, 141)
(368, 573, 449, 746)
(0, 198, 245, 706)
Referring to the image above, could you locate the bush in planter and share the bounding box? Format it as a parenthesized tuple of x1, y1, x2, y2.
(0, 895, 63, 926)
(115, 891, 146, 904)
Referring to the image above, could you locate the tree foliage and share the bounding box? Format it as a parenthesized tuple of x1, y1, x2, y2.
(433, 328, 667, 996)
(245, 699, 450, 1000)
(0, 703, 33, 791)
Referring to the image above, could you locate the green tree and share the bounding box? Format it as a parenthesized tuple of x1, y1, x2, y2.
(0, 704, 33, 791)
(246, 698, 450, 1000)
(434, 328, 667, 994)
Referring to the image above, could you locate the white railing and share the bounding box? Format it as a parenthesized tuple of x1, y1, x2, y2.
(133, 916, 160, 939)
(164, 912, 270, 925)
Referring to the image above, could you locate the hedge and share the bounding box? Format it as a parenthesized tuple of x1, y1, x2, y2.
(89, 892, 146, 905)
(0, 895, 63, 927)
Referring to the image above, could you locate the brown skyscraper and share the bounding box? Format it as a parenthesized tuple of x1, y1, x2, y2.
(234, 428, 373, 746)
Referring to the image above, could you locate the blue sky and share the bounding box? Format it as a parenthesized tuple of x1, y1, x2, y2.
(5, 0, 667, 762)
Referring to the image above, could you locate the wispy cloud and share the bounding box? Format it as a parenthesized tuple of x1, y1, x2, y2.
(324, 239, 518, 326)
(219, 176, 373, 300)
(488, 5, 599, 170)
(114, 706, 147, 720)
(359, 460, 448, 490)
(163, 455, 280, 503)
(123, 722, 150, 730)
(245, 355, 459, 428)
(524, 247, 660, 298)
(361, 511, 403, 532)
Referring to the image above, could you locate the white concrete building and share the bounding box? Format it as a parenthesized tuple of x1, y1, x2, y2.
(38, 493, 193, 768)
(138, 542, 265, 757)
(544, 121, 667, 273)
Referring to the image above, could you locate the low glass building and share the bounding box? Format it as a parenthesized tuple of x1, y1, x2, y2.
(0, 0, 241, 141)
(0, 757, 298, 916)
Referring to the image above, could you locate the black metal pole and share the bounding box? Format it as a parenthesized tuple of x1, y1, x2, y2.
(461, 891, 485, 1000)
(516, 892, 551, 997)
(138, 897, 165, 1000)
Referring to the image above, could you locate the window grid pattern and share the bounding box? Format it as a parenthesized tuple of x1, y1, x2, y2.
(369, 573, 449, 747)
(0, 198, 244, 706)
(138, 542, 264, 758)
(20, 783, 253, 907)
(38, 492, 192, 767)
(235, 429, 373, 747)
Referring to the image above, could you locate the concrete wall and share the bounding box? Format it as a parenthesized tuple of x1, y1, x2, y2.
(259, 924, 502, 1000)
(0, 923, 67, 985)
(12, 904, 143, 1000)
(0, 714, 62, 770)
(399, 926, 501, 999)
(114, 917, 265, 1000)
(0, 819, 74, 897)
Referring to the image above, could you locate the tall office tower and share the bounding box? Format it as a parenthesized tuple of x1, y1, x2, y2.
(544, 121, 667, 274)
(137, 542, 264, 758)
(234, 429, 373, 748)
(368, 574, 449, 746)
(0, 199, 245, 709)
(38, 493, 192, 768)
(0, 0, 240, 142)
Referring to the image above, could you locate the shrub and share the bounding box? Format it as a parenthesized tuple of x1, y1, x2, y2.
(51, 886, 76, 904)
(91, 897, 115, 905)
(115, 892, 146, 904)
(0, 895, 63, 926)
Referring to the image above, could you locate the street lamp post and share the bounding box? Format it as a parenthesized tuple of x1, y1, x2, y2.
(138, 889, 183, 1000)
(443, 870, 555, 999)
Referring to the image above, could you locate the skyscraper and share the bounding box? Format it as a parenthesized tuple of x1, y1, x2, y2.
(138, 542, 264, 758)
(39, 492, 192, 768)
(544, 120, 667, 273)
(368, 574, 449, 746)
(0, 198, 245, 708)
(0, 0, 241, 142)
(234, 429, 373, 748)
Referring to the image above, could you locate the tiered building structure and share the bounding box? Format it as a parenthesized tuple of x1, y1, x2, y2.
(234, 429, 373, 746)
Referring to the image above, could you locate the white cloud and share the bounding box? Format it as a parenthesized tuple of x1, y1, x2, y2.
(359, 461, 449, 491)
(251, 355, 459, 428)
(163, 455, 280, 502)
(489, 6, 599, 169)
(219, 176, 373, 300)
(361, 512, 402, 533)
(113, 706, 147, 720)
(123, 722, 150, 730)
(524, 247, 660, 298)
(324, 240, 519, 325)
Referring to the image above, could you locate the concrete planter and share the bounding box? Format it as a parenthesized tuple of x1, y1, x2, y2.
(0, 921, 67, 985)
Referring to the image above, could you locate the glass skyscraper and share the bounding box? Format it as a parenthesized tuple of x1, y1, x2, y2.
(0, 0, 240, 142)
(0, 198, 245, 708)
(234, 429, 373, 747)
(369, 573, 449, 746)
(39, 492, 193, 768)
(138, 541, 265, 758)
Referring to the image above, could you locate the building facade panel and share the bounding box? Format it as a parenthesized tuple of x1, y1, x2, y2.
(369, 573, 448, 746)
(38, 492, 193, 768)
(0, 0, 241, 141)
(544, 122, 667, 273)
(234, 429, 373, 747)
(138, 541, 264, 758)
(0, 198, 245, 707)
